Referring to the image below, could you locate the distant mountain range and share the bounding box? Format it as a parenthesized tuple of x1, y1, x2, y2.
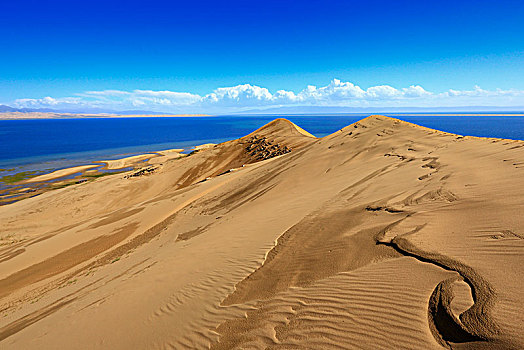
(0, 105, 57, 113)
(0, 105, 172, 115)
(0, 104, 522, 116)
(237, 105, 524, 115)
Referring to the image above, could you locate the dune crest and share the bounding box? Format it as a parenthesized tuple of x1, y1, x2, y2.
(247, 117, 317, 139)
(0, 116, 523, 349)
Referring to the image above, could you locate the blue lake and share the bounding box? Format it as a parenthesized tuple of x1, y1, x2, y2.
(1, 114, 523, 173)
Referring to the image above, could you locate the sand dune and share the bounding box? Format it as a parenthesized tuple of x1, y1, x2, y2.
(96, 153, 160, 169)
(25, 165, 101, 183)
(155, 148, 185, 156)
(0, 116, 522, 349)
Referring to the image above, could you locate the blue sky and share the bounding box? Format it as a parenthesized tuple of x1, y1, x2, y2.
(1, 0, 524, 113)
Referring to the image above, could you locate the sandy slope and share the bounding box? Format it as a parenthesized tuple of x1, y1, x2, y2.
(0, 116, 522, 349)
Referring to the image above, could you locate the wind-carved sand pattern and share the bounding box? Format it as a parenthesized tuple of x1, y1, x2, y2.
(0, 116, 523, 349)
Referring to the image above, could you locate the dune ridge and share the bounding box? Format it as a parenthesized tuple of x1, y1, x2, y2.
(0, 116, 522, 349)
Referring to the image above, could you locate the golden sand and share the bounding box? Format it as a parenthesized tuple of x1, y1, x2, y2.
(0, 116, 522, 349)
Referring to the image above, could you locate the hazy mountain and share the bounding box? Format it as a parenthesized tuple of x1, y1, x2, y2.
(1, 104, 522, 116)
(0, 104, 168, 115)
(236, 105, 524, 115)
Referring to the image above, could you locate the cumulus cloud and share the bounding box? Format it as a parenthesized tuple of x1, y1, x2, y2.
(440, 85, 524, 98)
(13, 96, 88, 109)
(10, 79, 524, 113)
(268, 80, 431, 104)
(203, 84, 273, 106)
(402, 85, 432, 98)
(298, 80, 366, 102)
(78, 89, 201, 107)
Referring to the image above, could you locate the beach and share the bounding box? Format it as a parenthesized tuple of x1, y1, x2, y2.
(0, 116, 523, 349)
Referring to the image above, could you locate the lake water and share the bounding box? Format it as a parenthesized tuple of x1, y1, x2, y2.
(1, 114, 523, 174)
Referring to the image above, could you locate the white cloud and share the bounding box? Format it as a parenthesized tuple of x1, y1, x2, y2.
(402, 85, 432, 98)
(273, 89, 297, 102)
(365, 85, 401, 99)
(203, 84, 273, 106)
(14, 96, 85, 108)
(10, 79, 524, 113)
(82, 90, 130, 96)
(275, 80, 431, 104)
(443, 85, 490, 97)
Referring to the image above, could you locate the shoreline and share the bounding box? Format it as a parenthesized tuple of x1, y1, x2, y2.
(0, 147, 192, 205)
